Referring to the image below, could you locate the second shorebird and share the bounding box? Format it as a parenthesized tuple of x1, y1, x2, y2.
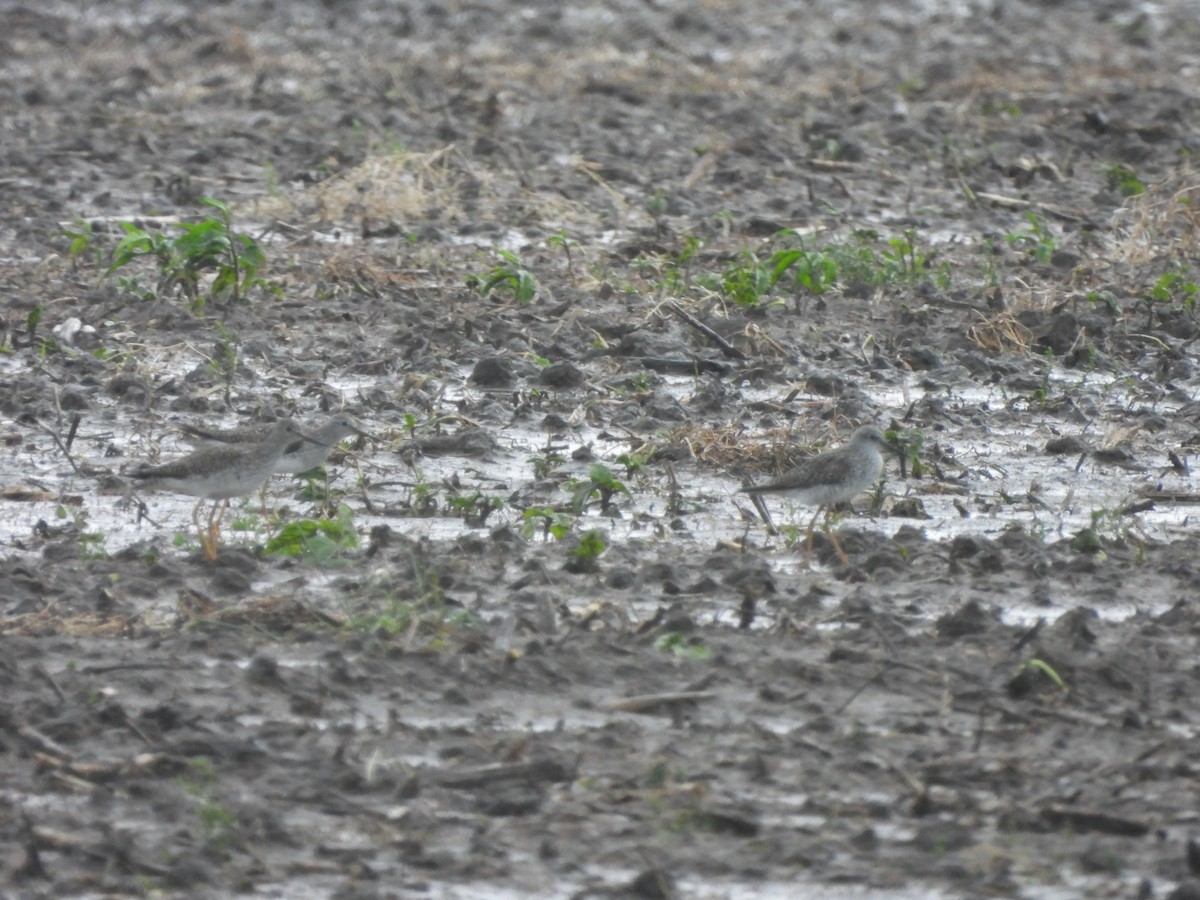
(740, 424, 896, 565)
(128, 418, 322, 560)
(178, 414, 366, 475)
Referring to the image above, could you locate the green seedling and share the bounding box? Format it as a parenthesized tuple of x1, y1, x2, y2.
(341, 552, 478, 645)
(467, 250, 537, 303)
(721, 248, 779, 307)
(1085, 290, 1122, 317)
(448, 492, 503, 526)
(1147, 270, 1199, 313)
(106, 196, 277, 312)
(1004, 211, 1057, 264)
(654, 632, 711, 661)
(890, 428, 925, 479)
(55, 504, 107, 559)
(564, 528, 607, 572)
(547, 230, 576, 282)
(530, 452, 567, 480)
(981, 98, 1022, 117)
(615, 451, 648, 477)
(570, 464, 631, 515)
(1104, 164, 1145, 197)
(263, 505, 359, 563)
(1015, 658, 1068, 695)
(61, 217, 103, 267)
(521, 507, 574, 541)
(196, 800, 241, 853)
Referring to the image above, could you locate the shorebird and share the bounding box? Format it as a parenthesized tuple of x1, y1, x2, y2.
(128, 418, 321, 560)
(740, 425, 896, 564)
(178, 414, 366, 475)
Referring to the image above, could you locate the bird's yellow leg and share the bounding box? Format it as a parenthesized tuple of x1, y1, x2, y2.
(201, 499, 227, 561)
(825, 507, 851, 566)
(803, 505, 824, 564)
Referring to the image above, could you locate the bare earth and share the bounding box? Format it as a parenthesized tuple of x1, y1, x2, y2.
(4, 1, 1200, 897)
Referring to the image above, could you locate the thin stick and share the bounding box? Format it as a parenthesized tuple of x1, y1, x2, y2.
(31, 418, 84, 477)
(666, 301, 749, 361)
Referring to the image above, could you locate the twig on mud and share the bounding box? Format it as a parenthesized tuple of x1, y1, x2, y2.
(1040, 804, 1150, 837)
(866, 750, 925, 796)
(16, 724, 74, 760)
(427, 757, 575, 789)
(665, 301, 749, 361)
(830, 664, 890, 717)
(640, 356, 731, 376)
(351, 456, 375, 514)
(603, 691, 717, 713)
(664, 459, 681, 518)
(31, 664, 67, 704)
(972, 703, 987, 753)
(80, 661, 182, 675)
(972, 191, 1086, 223)
(31, 416, 85, 477)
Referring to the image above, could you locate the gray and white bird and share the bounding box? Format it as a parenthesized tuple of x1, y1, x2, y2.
(178, 414, 366, 475)
(128, 418, 322, 559)
(740, 425, 897, 563)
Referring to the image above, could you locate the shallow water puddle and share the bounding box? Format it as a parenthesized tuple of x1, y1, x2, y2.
(3, 360, 1195, 631)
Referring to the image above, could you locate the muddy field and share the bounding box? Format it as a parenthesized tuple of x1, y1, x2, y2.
(4, 1, 1200, 897)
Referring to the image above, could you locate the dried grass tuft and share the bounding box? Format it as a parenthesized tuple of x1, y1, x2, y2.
(1112, 168, 1200, 266)
(967, 310, 1034, 354)
(247, 147, 456, 226)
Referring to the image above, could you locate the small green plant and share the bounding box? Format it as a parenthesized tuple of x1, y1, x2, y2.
(208, 321, 240, 404)
(791, 246, 839, 294)
(1146, 269, 1199, 313)
(467, 250, 537, 303)
(621, 372, 652, 396)
(407, 483, 440, 516)
(56, 504, 107, 559)
(720, 248, 779, 307)
(1085, 289, 1122, 317)
(650, 234, 704, 294)
(564, 528, 607, 572)
(654, 632, 711, 660)
(23, 303, 64, 359)
(176, 758, 241, 854)
(520, 506, 574, 541)
(263, 505, 359, 563)
(778, 522, 804, 549)
(570, 464, 631, 515)
(530, 451, 567, 480)
(342, 554, 478, 644)
(262, 161, 280, 196)
(644, 191, 671, 231)
(721, 228, 947, 305)
(615, 451, 648, 477)
(196, 800, 241, 852)
(106, 196, 277, 312)
(294, 469, 335, 504)
(572, 529, 606, 562)
(61, 217, 102, 267)
(981, 98, 1022, 117)
(1004, 211, 1057, 264)
(891, 428, 925, 479)
(1104, 164, 1145, 197)
(882, 230, 933, 282)
(447, 492, 503, 526)
(1070, 504, 1139, 556)
(547, 230, 576, 282)
(1014, 658, 1068, 695)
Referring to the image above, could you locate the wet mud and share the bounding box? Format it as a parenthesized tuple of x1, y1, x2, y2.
(4, 1, 1200, 897)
